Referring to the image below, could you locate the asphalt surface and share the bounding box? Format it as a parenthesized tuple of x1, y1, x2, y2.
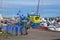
(0, 29, 60, 40)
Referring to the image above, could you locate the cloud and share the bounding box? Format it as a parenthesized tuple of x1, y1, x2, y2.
(2, 1, 38, 6)
(2, 0, 60, 8)
(43, 9, 60, 12)
(41, 0, 60, 5)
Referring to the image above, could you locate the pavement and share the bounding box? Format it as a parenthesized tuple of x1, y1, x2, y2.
(0, 29, 60, 40)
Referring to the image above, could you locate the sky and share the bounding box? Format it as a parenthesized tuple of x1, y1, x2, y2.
(0, 0, 60, 17)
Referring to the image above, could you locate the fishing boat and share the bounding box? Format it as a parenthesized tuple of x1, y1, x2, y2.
(48, 24, 60, 31)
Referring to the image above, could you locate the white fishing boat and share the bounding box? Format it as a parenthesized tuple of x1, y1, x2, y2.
(48, 24, 60, 32)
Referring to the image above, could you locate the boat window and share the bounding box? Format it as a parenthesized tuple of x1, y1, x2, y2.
(35, 17, 39, 20)
(1, 21, 3, 23)
(4, 22, 7, 24)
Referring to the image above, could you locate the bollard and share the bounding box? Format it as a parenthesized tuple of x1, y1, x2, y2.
(7, 25, 11, 33)
(12, 26, 17, 35)
(17, 26, 22, 35)
(2, 26, 8, 33)
(21, 26, 28, 35)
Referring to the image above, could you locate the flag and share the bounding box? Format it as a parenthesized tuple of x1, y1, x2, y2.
(17, 13, 19, 15)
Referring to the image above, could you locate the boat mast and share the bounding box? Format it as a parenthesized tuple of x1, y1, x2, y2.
(36, 0, 40, 15)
